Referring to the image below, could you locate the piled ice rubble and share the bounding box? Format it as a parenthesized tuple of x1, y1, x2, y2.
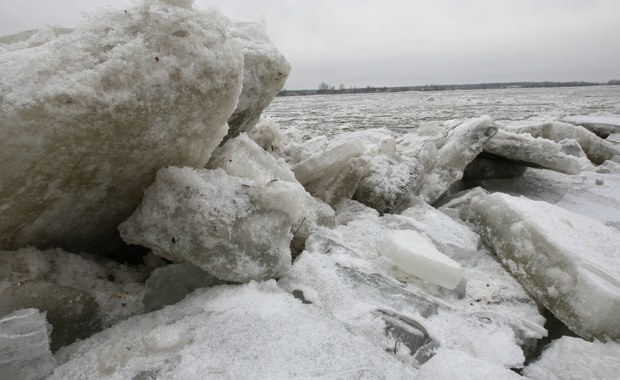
(50, 281, 416, 379)
(0, 0, 288, 254)
(464, 193, 620, 340)
(225, 22, 291, 140)
(2, 0, 620, 378)
(0, 248, 146, 350)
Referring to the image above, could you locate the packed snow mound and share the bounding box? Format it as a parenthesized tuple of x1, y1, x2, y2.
(0, 309, 55, 380)
(225, 22, 291, 140)
(469, 193, 620, 340)
(523, 336, 620, 380)
(50, 281, 416, 379)
(562, 114, 620, 138)
(119, 167, 295, 282)
(0, 0, 295, 254)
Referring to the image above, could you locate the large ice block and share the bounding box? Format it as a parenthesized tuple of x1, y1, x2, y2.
(0, 0, 244, 253)
(50, 281, 415, 379)
(470, 193, 620, 340)
(376, 230, 464, 290)
(225, 22, 290, 139)
(119, 167, 295, 282)
(484, 130, 583, 174)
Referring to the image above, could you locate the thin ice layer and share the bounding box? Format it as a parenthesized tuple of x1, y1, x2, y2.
(376, 230, 463, 290)
(470, 193, 620, 340)
(51, 281, 415, 379)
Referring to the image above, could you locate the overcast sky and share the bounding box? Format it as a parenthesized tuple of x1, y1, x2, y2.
(1, 0, 619, 90)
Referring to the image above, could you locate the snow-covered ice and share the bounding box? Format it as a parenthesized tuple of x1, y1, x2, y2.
(119, 167, 295, 282)
(523, 336, 620, 380)
(0, 0, 246, 254)
(562, 114, 620, 138)
(483, 130, 584, 174)
(1, 1, 619, 378)
(50, 281, 416, 379)
(468, 192, 620, 340)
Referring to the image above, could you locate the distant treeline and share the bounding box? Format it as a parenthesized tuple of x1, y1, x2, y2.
(278, 80, 620, 97)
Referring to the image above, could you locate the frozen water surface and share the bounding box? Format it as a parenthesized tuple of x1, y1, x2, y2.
(2, 1, 620, 378)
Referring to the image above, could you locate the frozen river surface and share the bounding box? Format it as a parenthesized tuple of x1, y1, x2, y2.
(264, 85, 620, 138)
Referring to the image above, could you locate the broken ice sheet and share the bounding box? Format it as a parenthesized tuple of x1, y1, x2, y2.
(376, 230, 464, 290)
(51, 281, 416, 379)
(469, 192, 620, 340)
(119, 167, 295, 282)
(0, 0, 243, 254)
(281, 208, 545, 369)
(523, 336, 620, 380)
(478, 166, 620, 230)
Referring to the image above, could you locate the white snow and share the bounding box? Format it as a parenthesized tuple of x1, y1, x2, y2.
(377, 230, 464, 290)
(524, 336, 620, 380)
(51, 281, 416, 379)
(415, 349, 524, 380)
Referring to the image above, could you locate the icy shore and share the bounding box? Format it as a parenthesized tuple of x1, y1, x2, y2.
(1, 1, 619, 379)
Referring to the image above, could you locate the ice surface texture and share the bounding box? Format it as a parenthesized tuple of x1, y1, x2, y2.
(0, 0, 287, 254)
(51, 281, 415, 379)
(0, 248, 146, 349)
(0, 309, 55, 380)
(469, 193, 620, 340)
(119, 167, 295, 282)
(523, 336, 620, 380)
(225, 22, 291, 140)
(376, 230, 463, 290)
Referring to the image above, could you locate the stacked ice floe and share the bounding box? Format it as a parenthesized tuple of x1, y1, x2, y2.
(1, 1, 620, 379)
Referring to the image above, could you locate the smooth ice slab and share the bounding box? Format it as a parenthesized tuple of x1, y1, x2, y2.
(484, 130, 583, 174)
(470, 193, 620, 340)
(376, 230, 463, 290)
(562, 114, 620, 138)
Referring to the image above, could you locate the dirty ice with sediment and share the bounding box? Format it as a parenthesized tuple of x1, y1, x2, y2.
(1, 0, 620, 379)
